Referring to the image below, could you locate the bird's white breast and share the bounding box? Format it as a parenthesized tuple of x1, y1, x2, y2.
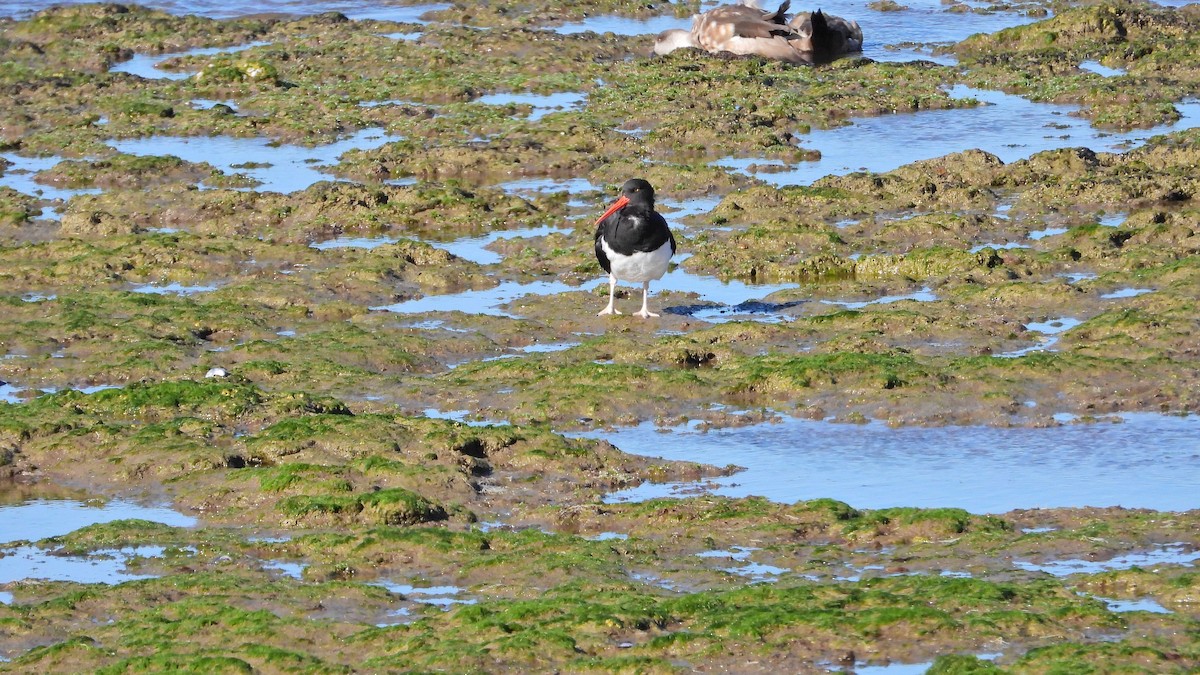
(600, 237, 673, 283)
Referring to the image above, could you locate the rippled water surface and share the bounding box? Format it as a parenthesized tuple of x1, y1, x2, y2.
(1015, 544, 1200, 576)
(474, 92, 588, 122)
(429, 224, 573, 264)
(0, 153, 103, 203)
(718, 88, 1200, 186)
(0, 498, 198, 588)
(110, 42, 269, 80)
(588, 413, 1200, 513)
(109, 128, 395, 193)
(0, 498, 197, 544)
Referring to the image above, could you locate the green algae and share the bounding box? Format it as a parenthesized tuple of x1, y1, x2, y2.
(843, 507, 1011, 541)
(11, 5, 272, 53)
(1076, 567, 1200, 609)
(277, 487, 448, 527)
(0, 379, 726, 530)
(0, 187, 36, 228)
(0, 565, 404, 671)
(543, 497, 1017, 556)
(33, 153, 216, 190)
(52, 181, 555, 244)
(3, 501, 1198, 670)
(955, 3, 1200, 128)
(2, 1, 1200, 670)
(412, 329, 1198, 427)
(927, 655, 1005, 674)
(1011, 639, 1200, 673)
(344, 576, 1124, 672)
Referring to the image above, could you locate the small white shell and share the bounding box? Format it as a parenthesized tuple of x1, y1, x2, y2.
(205, 367, 229, 379)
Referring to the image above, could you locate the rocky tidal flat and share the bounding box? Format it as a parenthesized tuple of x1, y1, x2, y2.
(1, 0, 1199, 672)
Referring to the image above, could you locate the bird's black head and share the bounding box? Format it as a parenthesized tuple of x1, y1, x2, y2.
(620, 178, 656, 207)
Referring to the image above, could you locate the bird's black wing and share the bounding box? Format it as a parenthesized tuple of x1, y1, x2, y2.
(630, 211, 674, 254)
(594, 218, 613, 274)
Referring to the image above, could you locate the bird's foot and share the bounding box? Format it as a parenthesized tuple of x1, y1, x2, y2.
(633, 309, 659, 319)
(597, 306, 622, 316)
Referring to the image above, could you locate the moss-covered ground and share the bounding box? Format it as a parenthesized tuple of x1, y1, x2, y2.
(2, 0, 1199, 671)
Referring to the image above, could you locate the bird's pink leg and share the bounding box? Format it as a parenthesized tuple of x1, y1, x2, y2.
(598, 274, 621, 315)
(633, 281, 659, 318)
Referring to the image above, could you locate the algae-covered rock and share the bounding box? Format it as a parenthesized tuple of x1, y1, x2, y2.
(194, 58, 280, 84)
(277, 487, 448, 527)
(34, 154, 216, 190)
(0, 186, 36, 228)
(0, 379, 728, 526)
(954, 3, 1200, 128)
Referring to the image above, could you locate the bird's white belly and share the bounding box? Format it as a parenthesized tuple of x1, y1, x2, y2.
(601, 237, 673, 283)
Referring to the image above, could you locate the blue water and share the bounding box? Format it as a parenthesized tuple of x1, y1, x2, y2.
(3, 0, 1198, 532)
(0, 382, 26, 404)
(1015, 544, 1199, 576)
(2, 9, 1198, 674)
(0, 545, 184, 586)
(0, 153, 103, 204)
(109, 128, 396, 194)
(129, 281, 222, 295)
(428, 224, 573, 265)
(716, 87, 1200, 187)
(0, 498, 196, 544)
(0, 497, 197, 588)
(587, 413, 1200, 513)
(372, 279, 578, 317)
(474, 92, 588, 122)
(109, 42, 270, 80)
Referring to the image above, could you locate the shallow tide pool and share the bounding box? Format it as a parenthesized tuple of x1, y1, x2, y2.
(0, 545, 182, 586)
(586, 413, 1200, 513)
(109, 128, 396, 194)
(474, 92, 587, 122)
(1015, 544, 1200, 576)
(0, 498, 198, 589)
(0, 152, 103, 204)
(716, 88, 1200, 187)
(0, 498, 197, 544)
(109, 41, 270, 80)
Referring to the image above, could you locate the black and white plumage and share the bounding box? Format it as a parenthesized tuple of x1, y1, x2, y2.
(593, 178, 676, 318)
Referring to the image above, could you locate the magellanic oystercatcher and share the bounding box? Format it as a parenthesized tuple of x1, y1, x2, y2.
(593, 178, 676, 318)
(653, 2, 862, 65)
